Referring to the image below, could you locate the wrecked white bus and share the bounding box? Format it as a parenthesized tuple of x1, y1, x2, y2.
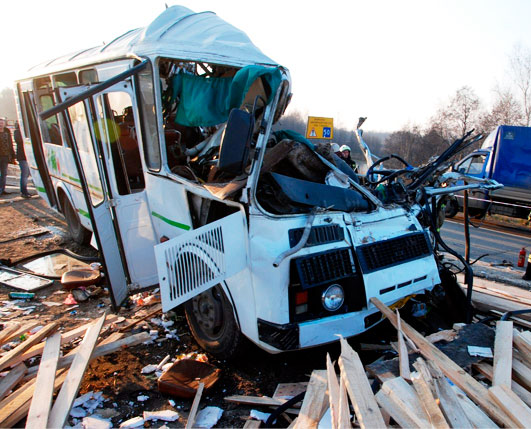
(14, 6, 493, 357)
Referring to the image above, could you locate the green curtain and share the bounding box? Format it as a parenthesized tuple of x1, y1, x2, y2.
(171, 65, 282, 127)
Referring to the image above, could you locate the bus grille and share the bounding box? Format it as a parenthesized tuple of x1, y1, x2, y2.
(294, 248, 356, 289)
(288, 224, 344, 248)
(356, 232, 431, 273)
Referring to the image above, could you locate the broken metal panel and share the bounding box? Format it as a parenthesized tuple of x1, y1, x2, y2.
(155, 212, 249, 313)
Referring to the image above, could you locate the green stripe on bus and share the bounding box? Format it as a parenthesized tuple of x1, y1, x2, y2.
(61, 173, 102, 193)
(62, 173, 81, 183)
(77, 208, 90, 219)
(151, 211, 190, 231)
(36, 186, 46, 193)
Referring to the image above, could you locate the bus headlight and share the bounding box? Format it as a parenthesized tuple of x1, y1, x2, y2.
(321, 284, 344, 312)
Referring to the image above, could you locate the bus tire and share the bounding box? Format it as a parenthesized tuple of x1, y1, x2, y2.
(445, 198, 459, 218)
(62, 196, 91, 245)
(184, 285, 243, 359)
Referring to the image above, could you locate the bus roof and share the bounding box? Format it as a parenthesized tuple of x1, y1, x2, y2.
(22, 5, 281, 79)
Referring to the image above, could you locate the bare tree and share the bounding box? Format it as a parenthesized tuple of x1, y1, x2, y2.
(508, 43, 531, 126)
(430, 86, 482, 142)
(480, 86, 524, 131)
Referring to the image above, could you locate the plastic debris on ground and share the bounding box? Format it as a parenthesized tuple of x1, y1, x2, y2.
(194, 406, 224, 429)
(64, 294, 78, 305)
(467, 345, 493, 358)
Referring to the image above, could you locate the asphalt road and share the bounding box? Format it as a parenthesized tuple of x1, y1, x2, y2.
(439, 219, 531, 266)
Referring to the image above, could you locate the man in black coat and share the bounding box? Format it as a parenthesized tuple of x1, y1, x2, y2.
(14, 122, 31, 197)
(0, 117, 15, 196)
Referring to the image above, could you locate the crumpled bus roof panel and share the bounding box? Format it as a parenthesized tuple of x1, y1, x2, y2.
(27, 5, 280, 76)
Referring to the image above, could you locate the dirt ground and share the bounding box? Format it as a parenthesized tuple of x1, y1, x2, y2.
(1, 195, 400, 428)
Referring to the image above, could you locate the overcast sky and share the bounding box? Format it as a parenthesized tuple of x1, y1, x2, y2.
(2, 0, 530, 131)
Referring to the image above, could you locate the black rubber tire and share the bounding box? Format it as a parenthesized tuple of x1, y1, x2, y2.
(62, 196, 91, 245)
(444, 198, 459, 218)
(184, 285, 243, 359)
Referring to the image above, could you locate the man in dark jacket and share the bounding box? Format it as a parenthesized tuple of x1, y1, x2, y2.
(0, 117, 15, 195)
(14, 122, 31, 197)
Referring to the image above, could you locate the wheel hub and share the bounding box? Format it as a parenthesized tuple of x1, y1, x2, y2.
(192, 288, 224, 336)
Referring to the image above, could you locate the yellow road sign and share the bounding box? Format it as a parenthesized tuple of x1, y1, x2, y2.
(306, 116, 334, 139)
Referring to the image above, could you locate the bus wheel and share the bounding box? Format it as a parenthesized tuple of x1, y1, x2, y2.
(62, 196, 91, 245)
(444, 197, 459, 218)
(184, 285, 242, 359)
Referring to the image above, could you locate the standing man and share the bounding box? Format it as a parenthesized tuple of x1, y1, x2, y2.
(0, 117, 15, 196)
(339, 144, 358, 172)
(14, 122, 31, 197)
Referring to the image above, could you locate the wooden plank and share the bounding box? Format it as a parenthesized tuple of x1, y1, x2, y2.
(513, 329, 531, 366)
(9, 314, 118, 367)
(469, 290, 531, 322)
(0, 322, 58, 371)
(98, 331, 124, 346)
(338, 372, 351, 429)
(47, 314, 106, 428)
(512, 356, 531, 390)
(0, 362, 27, 401)
(0, 369, 67, 428)
(396, 310, 411, 381)
(294, 370, 328, 429)
(450, 385, 498, 429)
(411, 372, 449, 429)
(488, 385, 531, 428)
(474, 362, 531, 408)
(25, 331, 151, 380)
(370, 297, 514, 427)
(491, 310, 531, 329)
(273, 382, 307, 401)
(0, 322, 39, 346)
(381, 376, 431, 427)
(427, 359, 473, 428)
(225, 395, 286, 407)
(426, 329, 458, 344)
(412, 357, 436, 397)
(243, 419, 262, 428)
(338, 338, 386, 429)
(185, 382, 204, 429)
(0, 322, 21, 346)
(492, 321, 513, 388)
(326, 354, 340, 429)
(25, 331, 62, 429)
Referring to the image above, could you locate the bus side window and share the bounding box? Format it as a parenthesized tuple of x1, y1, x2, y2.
(95, 92, 145, 195)
(33, 77, 72, 147)
(38, 95, 63, 145)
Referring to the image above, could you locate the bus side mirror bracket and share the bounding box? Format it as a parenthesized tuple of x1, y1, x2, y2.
(218, 109, 255, 176)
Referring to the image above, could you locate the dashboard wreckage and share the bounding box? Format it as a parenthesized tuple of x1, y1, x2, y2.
(14, 6, 501, 357)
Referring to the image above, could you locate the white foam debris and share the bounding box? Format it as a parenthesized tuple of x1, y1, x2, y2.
(119, 416, 144, 428)
(143, 410, 180, 422)
(250, 409, 271, 423)
(81, 415, 112, 429)
(137, 394, 149, 402)
(194, 406, 223, 428)
(141, 364, 157, 374)
(70, 407, 87, 418)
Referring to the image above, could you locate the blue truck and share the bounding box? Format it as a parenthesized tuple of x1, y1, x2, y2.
(445, 125, 531, 219)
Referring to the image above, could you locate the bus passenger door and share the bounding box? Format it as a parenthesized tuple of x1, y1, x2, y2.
(58, 87, 131, 308)
(90, 84, 159, 288)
